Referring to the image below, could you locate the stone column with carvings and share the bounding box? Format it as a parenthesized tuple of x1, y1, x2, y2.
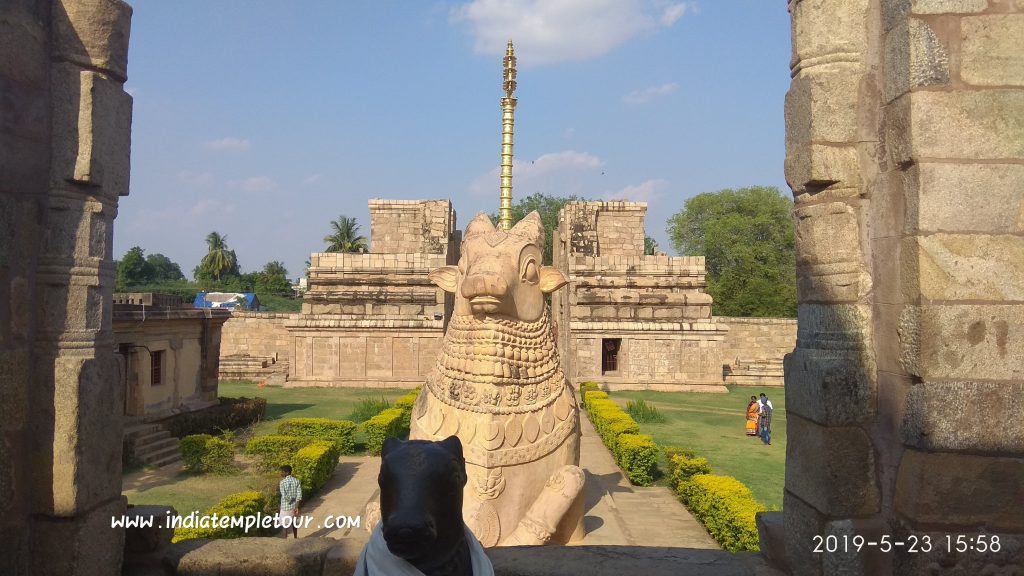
(772, 1, 1024, 575)
(0, 1, 133, 574)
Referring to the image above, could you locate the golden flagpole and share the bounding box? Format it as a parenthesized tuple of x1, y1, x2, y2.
(498, 40, 517, 230)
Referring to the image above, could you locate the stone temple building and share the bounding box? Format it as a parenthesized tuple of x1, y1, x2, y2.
(551, 201, 729, 390)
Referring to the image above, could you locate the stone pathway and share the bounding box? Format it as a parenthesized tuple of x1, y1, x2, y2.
(300, 412, 718, 549)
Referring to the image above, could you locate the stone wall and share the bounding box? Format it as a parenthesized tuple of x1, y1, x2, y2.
(0, 1, 133, 574)
(219, 311, 295, 362)
(369, 199, 456, 255)
(769, 1, 1024, 574)
(560, 201, 646, 257)
(716, 317, 797, 386)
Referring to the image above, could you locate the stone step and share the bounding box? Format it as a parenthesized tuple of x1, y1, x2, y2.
(133, 429, 172, 448)
(147, 452, 183, 469)
(139, 443, 181, 465)
(124, 423, 163, 438)
(136, 437, 178, 455)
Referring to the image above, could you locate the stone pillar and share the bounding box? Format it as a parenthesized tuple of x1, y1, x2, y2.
(777, 1, 1024, 574)
(0, 1, 133, 574)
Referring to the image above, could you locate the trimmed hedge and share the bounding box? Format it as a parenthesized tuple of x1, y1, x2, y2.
(179, 434, 235, 474)
(392, 388, 420, 432)
(172, 490, 268, 542)
(675, 474, 765, 552)
(364, 408, 404, 456)
(579, 381, 600, 404)
(616, 433, 659, 486)
(245, 435, 316, 470)
(668, 453, 712, 491)
(277, 418, 356, 455)
(292, 440, 340, 494)
(582, 391, 653, 485)
(162, 396, 267, 438)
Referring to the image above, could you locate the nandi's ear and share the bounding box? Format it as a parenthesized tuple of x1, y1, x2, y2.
(439, 435, 464, 461)
(381, 437, 402, 458)
(538, 266, 568, 293)
(428, 266, 459, 293)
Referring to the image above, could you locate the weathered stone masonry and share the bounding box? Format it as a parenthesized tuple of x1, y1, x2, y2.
(766, 1, 1024, 574)
(0, 1, 134, 574)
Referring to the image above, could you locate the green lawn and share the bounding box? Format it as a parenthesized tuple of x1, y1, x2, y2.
(218, 380, 415, 438)
(609, 386, 785, 509)
(123, 381, 415, 515)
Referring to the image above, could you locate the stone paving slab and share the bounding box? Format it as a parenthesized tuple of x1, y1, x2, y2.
(301, 412, 718, 550)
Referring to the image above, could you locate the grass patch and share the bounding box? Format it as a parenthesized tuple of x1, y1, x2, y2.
(123, 470, 272, 516)
(347, 397, 391, 423)
(610, 386, 785, 509)
(626, 398, 667, 423)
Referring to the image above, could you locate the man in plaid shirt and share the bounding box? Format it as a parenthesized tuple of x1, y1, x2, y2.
(279, 465, 302, 538)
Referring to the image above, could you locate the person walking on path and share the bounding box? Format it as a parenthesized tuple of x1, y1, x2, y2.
(758, 393, 774, 445)
(279, 465, 302, 538)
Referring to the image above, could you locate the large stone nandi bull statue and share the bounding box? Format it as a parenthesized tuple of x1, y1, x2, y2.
(410, 211, 585, 547)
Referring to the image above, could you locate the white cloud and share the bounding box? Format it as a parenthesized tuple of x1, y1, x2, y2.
(603, 179, 667, 204)
(451, 0, 691, 66)
(188, 198, 235, 217)
(232, 176, 277, 193)
(203, 137, 250, 152)
(623, 82, 679, 104)
(301, 174, 322, 186)
(469, 150, 604, 196)
(177, 170, 216, 189)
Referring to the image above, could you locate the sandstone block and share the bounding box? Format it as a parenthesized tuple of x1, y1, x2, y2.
(166, 537, 342, 576)
(784, 347, 876, 426)
(50, 65, 133, 196)
(0, 4, 48, 86)
(822, 517, 893, 576)
(896, 449, 1024, 531)
(796, 303, 872, 351)
(883, 18, 949, 103)
(786, 64, 862, 149)
(790, 0, 869, 68)
(910, 162, 1024, 234)
(0, 349, 29, 431)
(785, 415, 880, 517)
(123, 505, 176, 555)
(783, 491, 826, 576)
(913, 0, 988, 13)
(901, 304, 1023, 381)
(30, 497, 125, 575)
(886, 91, 1024, 164)
(51, 0, 132, 82)
(903, 380, 1024, 453)
(755, 511, 789, 573)
(786, 143, 861, 196)
(961, 15, 1024, 87)
(913, 234, 1024, 301)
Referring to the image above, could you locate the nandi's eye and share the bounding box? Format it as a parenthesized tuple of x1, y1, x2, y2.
(521, 259, 539, 285)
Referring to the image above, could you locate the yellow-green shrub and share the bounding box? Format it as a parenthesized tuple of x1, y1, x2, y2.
(676, 474, 765, 552)
(244, 435, 316, 470)
(579, 381, 600, 404)
(276, 418, 356, 455)
(668, 454, 712, 490)
(364, 408, 404, 456)
(292, 440, 341, 494)
(179, 434, 212, 471)
(179, 434, 235, 474)
(171, 490, 268, 542)
(615, 433, 659, 486)
(392, 388, 420, 432)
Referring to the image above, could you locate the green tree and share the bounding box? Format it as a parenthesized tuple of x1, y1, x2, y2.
(116, 246, 155, 290)
(644, 236, 658, 256)
(324, 216, 368, 253)
(489, 192, 582, 265)
(196, 231, 239, 282)
(145, 253, 185, 282)
(256, 261, 292, 295)
(667, 186, 796, 317)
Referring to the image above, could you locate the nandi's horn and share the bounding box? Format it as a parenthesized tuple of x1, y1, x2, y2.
(510, 211, 544, 248)
(465, 212, 497, 239)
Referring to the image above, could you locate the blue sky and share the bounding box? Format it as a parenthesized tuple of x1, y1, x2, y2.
(117, 1, 792, 280)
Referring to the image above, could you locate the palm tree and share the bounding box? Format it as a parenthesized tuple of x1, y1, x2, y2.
(324, 215, 368, 253)
(200, 231, 237, 281)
